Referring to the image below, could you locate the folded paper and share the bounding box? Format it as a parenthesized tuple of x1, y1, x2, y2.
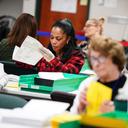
(12, 36, 55, 65)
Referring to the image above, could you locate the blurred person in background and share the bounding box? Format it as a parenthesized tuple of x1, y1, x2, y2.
(79, 18, 105, 55)
(0, 13, 37, 61)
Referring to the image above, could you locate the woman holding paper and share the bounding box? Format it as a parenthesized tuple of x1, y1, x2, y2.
(17, 18, 85, 74)
(37, 18, 84, 73)
(0, 13, 37, 61)
(71, 37, 128, 114)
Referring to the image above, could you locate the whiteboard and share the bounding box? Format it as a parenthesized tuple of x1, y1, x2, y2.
(51, 0, 77, 13)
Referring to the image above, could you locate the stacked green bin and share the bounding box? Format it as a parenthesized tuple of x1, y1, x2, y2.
(19, 73, 88, 93)
(80, 58, 90, 73)
(81, 111, 128, 128)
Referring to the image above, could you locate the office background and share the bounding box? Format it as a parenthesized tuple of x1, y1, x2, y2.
(0, 0, 128, 41)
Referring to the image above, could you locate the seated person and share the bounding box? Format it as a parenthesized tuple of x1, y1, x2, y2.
(71, 37, 128, 114)
(17, 18, 85, 74)
(0, 13, 37, 61)
(79, 18, 105, 55)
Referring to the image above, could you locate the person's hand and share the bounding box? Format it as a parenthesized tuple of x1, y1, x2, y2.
(99, 100, 115, 113)
(77, 87, 89, 113)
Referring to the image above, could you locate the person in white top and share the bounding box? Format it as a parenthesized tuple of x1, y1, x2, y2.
(71, 36, 128, 114)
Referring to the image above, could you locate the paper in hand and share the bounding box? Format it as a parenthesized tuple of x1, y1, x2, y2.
(40, 45, 55, 62)
(86, 81, 112, 116)
(12, 36, 55, 65)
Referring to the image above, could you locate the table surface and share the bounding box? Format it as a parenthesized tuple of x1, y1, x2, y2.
(0, 81, 51, 100)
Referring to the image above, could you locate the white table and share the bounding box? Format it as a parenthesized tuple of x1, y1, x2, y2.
(0, 82, 51, 100)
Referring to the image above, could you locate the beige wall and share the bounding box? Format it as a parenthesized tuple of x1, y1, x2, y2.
(89, 0, 128, 41)
(22, 0, 36, 16)
(0, 0, 128, 40)
(0, 0, 36, 18)
(0, 0, 23, 17)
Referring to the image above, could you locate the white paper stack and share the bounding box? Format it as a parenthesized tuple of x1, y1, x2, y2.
(38, 72, 65, 80)
(0, 63, 9, 89)
(0, 99, 69, 128)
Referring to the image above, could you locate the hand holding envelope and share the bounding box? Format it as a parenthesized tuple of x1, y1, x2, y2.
(86, 81, 112, 116)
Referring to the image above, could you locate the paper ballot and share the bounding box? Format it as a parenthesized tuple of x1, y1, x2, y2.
(38, 72, 65, 80)
(12, 36, 55, 65)
(86, 81, 112, 116)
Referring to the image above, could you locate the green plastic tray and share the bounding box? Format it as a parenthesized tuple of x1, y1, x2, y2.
(19, 73, 88, 93)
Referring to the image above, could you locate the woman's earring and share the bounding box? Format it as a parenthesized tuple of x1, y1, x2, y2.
(67, 40, 69, 44)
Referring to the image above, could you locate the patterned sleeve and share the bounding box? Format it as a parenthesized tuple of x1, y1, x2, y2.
(37, 50, 85, 74)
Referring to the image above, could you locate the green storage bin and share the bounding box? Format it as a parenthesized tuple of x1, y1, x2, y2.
(114, 100, 128, 112)
(58, 121, 80, 128)
(80, 58, 90, 72)
(81, 111, 128, 128)
(19, 73, 88, 93)
(99, 111, 128, 121)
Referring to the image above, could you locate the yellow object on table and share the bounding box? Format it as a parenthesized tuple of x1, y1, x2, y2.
(6, 82, 19, 89)
(81, 111, 128, 128)
(51, 113, 81, 128)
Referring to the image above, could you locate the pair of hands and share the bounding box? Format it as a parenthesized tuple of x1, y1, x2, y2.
(77, 87, 115, 114)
